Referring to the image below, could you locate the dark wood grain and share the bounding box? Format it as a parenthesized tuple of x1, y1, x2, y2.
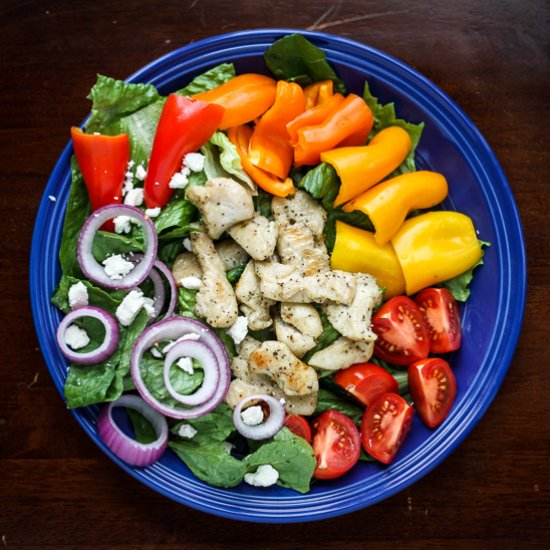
(1, 0, 548, 548)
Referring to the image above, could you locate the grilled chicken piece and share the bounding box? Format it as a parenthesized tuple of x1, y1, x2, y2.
(274, 303, 323, 357)
(248, 341, 319, 396)
(215, 239, 250, 270)
(324, 273, 382, 342)
(172, 252, 202, 282)
(190, 230, 238, 327)
(235, 262, 274, 330)
(306, 270, 356, 305)
(274, 315, 316, 358)
(307, 337, 375, 371)
(186, 177, 254, 239)
(272, 190, 326, 237)
(228, 214, 278, 261)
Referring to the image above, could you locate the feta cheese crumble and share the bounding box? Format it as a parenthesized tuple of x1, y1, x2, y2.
(144, 207, 161, 218)
(168, 167, 190, 189)
(143, 297, 156, 318)
(113, 215, 136, 234)
(240, 405, 264, 426)
(115, 289, 149, 326)
(150, 346, 163, 359)
(68, 281, 89, 309)
(182, 238, 193, 252)
(177, 424, 198, 439)
(102, 254, 135, 280)
(226, 316, 248, 346)
(180, 276, 202, 290)
(244, 464, 279, 488)
(64, 324, 90, 350)
(176, 356, 194, 374)
(135, 164, 147, 181)
(123, 188, 144, 207)
(184, 152, 205, 173)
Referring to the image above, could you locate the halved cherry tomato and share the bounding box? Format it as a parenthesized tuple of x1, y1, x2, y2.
(284, 414, 312, 443)
(312, 410, 361, 479)
(372, 296, 430, 366)
(408, 358, 457, 428)
(334, 363, 398, 407)
(414, 288, 462, 353)
(361, 392, 413, 464)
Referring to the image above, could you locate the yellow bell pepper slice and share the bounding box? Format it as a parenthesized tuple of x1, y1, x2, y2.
(331, 221, 406, 298)
(391, 211, 482, 295)
(343, 171, 448, 246)
(321, 126, 412, 206)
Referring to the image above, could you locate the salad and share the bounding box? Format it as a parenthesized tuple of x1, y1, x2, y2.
(52, 34, 487, 493)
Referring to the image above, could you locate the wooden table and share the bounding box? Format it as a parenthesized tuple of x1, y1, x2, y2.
(2, 1, 548, 547)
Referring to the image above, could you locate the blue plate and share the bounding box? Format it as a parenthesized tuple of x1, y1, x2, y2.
(30, 29, 526, 523)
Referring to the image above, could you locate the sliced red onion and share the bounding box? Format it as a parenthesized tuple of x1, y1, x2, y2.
(77, 204, 158, 290)
(152, 259, 177, 318)
(233, 394, 285, 441)
(130, 317, 230, 419)
(163, 339, 220, 406)
(56, 306, 119, 364)
(97, 394, 168, 467)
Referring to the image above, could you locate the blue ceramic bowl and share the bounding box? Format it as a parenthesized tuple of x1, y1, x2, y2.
(30, 29, 526, 523)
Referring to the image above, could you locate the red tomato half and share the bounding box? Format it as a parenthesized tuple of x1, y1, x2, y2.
(372, 296, 430, 366)
(334, 363, 399, 407)
(284, 414, 312, 443)
(408, 358, 457, 428)
(361, 393, 413, 464)
(414, 288, 462, 353)
(312, 410, 361, 479)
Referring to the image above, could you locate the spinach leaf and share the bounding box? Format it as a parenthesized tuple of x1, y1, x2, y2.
(170, 440, 247, 488)
(370, 357, 410, 394)
(302, 309, 341, 364)
(116, 308, 149, 378)
(324, 208, 374, 253)
(85, 75, 161, 134)
(177, 288, 198, 318)
(264, 34, 346, 94)
(437, 241, 490, 302)
(92, 230, 144, 262)
(314, 388, 364, 427)
(154, 191, 197, 235)
(158, 240, 185, 266)
(176, 63, 236, 96)
(127, 408, 158, 444)
(253, 189, 273, 220)
(244, 428, 316, 494)
(248, 327, 276, 342)
(171, 403, 235, 444)
(226, 264, 245, 285)
(213, 329, 236, 362)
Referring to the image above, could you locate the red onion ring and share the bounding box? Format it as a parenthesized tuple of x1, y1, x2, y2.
(130, 317, 230, 419)
(152, 259, 177, 318)
(97, 394, 168, 467)
(77, 205, 158, 290)
(163, 339, 220, 406)
(233, 394, 286, 440)
(56, 306, 119, 364)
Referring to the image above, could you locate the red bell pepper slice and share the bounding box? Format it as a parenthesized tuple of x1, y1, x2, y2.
(144, 95, 225, 208)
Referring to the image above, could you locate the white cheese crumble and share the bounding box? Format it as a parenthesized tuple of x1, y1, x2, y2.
(162, 332, 201, 353)
(123, 188, 144, 207)
(184, 152, 205, 173)
(180, 276, 202, 290)
(150, 346, 163, 359)
(48, 195, 57, 202)
(143, 297, 156, 318)
(176, 356, 194, 374)
(168, 167, 190, 189)
(64, 324, 90, 350)
(68, 281, 89, 309)
(115, 289, 148, 326)
(113, 215, 136, 234)
(145, 207, 161, 218)
(135, 164, 147, 181)
(240, 405, 264, 426)
(177, 423, 198, 439)
(182, 238, 193, 252)
(226, 316, 248, 346)
(244, 464, 279, 488)
(102, 254, 135, 280)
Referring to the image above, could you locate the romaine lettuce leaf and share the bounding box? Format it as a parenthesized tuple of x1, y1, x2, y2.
(175, 63, 236, 96)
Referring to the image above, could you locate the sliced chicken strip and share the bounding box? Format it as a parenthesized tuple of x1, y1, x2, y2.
(228, 214, 278, 261)
(274, 315, 316, 358)
(280, 303, 323, 339)
(216, 239, 250, 270)
(235, 262, 275, 330)
(186, 177, 254, 239)
(248, 340, 319, 396)
(172, 252, 202, 282)
(307, 337, 375, 371)
(323, 273, 382, 342)
(306, 270, 356, 305)
(190, 230, 238, 328)
(272, 190, 327, 237)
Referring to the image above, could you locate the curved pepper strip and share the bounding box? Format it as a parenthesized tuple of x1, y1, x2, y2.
(71, 127, 129, 231)
(248, 81, 305, 179)
(293, 94, 374, 167)
(391, 211, 482, 295)
(344, 171, 449, 246)
(331, 221, 406, 298)
(303, 80, 334, 109)
(144, 95, 225, 208)
(193, 74, 277, 130)
(321, 126, 412, 207)
(228, 125, 295, 198)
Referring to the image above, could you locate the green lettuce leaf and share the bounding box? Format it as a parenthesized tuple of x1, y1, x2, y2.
(177, 288, 198, 319)
(176, 63, 236, 96)
(127, 408, 158, 444)
(154, 190, 197, 235)
(302, 309, 341, 364)
(91, 230, 144, 262)
(171, 403, 235, 445)
(253, 189, 273, 220)
(226, 264, 246, 285)
(297, 162, 339, 209)
(314, 388, 364, 427)
(264, 34, 346, 94)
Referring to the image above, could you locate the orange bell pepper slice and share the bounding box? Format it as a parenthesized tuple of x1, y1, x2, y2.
(228, 125, 295, 198)
(293, 94, 374, 167)
(193, 74, 277, 130)
(303, 80, 334, 109)
(248, 81, 305, 179)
